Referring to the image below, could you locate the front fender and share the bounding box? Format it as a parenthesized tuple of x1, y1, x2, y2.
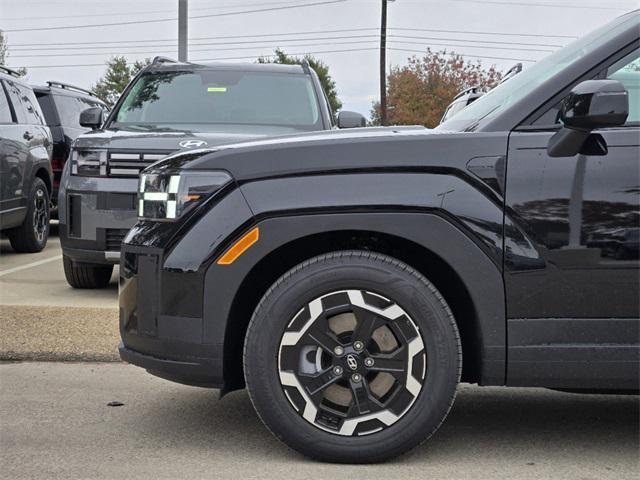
(203, 211, 506, 386)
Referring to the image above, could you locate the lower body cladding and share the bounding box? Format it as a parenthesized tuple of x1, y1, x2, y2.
(58, 174, 139, 264)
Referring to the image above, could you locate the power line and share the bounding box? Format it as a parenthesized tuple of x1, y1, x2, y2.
(9, 37, 555, 59)
(391, 27, 577, 39)
(10, 45, 540, 70)
(0, 0, 304, 21)
(8, 33, 563, 57)
(10, 47, 380, 69)
(451, 0, 632, 10)
(389, 47, 536, 63)
(2, 0, 346, 33)
(7, 26, 577, 49)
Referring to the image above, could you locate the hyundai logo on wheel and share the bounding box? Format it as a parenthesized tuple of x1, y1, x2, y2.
(346, 354, 358, 370)
(179, 139, 208, 148)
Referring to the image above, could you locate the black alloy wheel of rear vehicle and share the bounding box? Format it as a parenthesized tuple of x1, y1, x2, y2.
(244, 251, 461, 463)
(8, 178, 50, 253)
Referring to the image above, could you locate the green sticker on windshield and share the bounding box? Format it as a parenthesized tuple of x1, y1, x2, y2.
(207, 87, 227, 92)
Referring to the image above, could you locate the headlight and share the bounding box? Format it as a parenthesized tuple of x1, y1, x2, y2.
(138, 171, 232, 221)
(71, 149, 107, 176)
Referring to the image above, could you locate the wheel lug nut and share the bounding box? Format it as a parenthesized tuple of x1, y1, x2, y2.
(353, 341, 364, 351)
(351, 373, 362, 383)
(333, 346, 344, 356)
(364, 357, 374, 367)
(333, 366, 343, 376)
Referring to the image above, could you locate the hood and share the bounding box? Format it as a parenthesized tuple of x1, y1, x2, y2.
(145, 124, 509, 183)
(72, 127, 286, 152)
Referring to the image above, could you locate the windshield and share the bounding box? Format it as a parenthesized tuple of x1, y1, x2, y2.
(111, 69, 322, 132)
(438, 12, 638, 132)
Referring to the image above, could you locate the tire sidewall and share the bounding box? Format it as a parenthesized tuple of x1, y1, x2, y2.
(244, 252, 460, 462)
(29, 179, 49, 248)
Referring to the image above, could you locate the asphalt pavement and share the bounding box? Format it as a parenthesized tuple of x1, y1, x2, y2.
(0, 229, 120, 361)
(1, 362, 638, 480)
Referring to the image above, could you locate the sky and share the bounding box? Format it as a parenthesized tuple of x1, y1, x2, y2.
(1, 0, 638, 117)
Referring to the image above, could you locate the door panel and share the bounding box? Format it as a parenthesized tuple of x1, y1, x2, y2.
(505, 128, 640, 388)
(505, 129, 639, 318)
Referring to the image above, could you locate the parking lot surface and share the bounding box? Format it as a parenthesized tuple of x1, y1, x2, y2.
(1, 362, 638, 480)
(0, 230, 120, 361)
(0, 227, 118, 309)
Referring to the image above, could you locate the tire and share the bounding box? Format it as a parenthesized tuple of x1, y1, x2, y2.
(244, 250, 461, 463)
(63, 255, 113, 289)
(8, 177, 50, 253)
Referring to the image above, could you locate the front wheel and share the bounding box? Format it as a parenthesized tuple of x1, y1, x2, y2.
(63, 255, 113, 289)
(244, 251, 461, 463)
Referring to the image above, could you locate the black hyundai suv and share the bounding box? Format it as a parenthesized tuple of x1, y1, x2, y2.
(33, 81, 108, 207)
(120, 12, 639, 463)
(59, 57, 365, 289)
(0, 66, 53, 253)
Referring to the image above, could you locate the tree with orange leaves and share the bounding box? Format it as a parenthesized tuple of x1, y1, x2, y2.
(371, 49, 503, 128)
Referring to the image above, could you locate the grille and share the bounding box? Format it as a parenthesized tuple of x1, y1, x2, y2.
(107, 151, 172, 177)
(105, 228, 130, 251)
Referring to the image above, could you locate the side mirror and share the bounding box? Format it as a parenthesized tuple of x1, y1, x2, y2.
(547, 79, 628, 157)
(337, 110, 366, 129)
(79, 107, 103, 130)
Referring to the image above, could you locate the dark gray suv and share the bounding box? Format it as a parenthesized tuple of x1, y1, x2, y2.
(59, 57, 364, 288)
(0, 66, 53, 253)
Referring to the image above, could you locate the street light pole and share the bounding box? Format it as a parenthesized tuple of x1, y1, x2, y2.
(178, 0, 188, 62)
(380, 0, 388, 126)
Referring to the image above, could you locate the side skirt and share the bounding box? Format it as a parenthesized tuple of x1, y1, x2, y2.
(507, 318, 640, 390)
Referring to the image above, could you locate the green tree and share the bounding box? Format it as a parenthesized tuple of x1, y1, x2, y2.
(0, 31, 27, 76)
(93, 56, 150, 106)
(258, 48, 342, 114)
(371, 49, 503, 128)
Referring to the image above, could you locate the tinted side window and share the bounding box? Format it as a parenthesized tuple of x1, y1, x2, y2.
(532, 47, 640, 127)
(4, 79, 27, 123)
(54, 94, 102, 128)
(5, 80, 45, 125)
(0, 83, 13, 123)
(35, 92, 59, 126)
(607, 48, 639, 125)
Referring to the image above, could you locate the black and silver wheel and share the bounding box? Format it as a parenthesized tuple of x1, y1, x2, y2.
(8, 177, 50, 253)
(244, 251, 461, 463)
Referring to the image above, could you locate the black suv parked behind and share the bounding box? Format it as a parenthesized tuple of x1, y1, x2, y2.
(34, 81, 108, 208)
(59, 58, 365, 289)
(0, 66, 52, 253)
(120, 12, 639, 463)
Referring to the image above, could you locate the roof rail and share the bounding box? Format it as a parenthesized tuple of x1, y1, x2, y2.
(452, 85, 481, 101)
(46, 80, 96, 97)
(152, 56, 178, 65)
(301, 58, 311, 74)
(0, 65, 23, 78)
(499, 63, 523, 84)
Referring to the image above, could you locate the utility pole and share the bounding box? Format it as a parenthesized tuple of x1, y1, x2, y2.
(178, 0, 188, 62)
(380, 0, 388, 126)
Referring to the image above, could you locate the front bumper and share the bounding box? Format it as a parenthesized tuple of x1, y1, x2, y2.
(119, 244, 224, 388)
(119, 343, 223, 388)
(58, 174, 139, 264)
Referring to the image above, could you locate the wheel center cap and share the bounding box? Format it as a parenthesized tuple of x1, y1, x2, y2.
(346, 354, 358, 371)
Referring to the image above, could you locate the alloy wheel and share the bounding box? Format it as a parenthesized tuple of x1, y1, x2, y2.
(278, 289, 426, 437)
(33, 187, 48, 243)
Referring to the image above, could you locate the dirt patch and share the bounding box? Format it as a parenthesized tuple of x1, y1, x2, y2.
(0, 305, 120, 361)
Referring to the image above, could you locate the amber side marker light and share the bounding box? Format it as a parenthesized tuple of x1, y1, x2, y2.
(217, 227, 260, 265)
